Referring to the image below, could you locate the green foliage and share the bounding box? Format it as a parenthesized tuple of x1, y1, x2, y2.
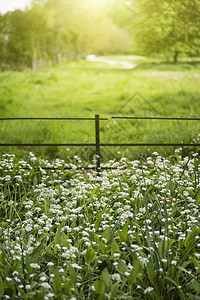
(94, 279, 105, 295)
(130, 0, 200, 61)
(0, 0, 131, 70)
(1, 0, 200, 68)
(86, 247, 96, 264)
(0, 151, 200, 298)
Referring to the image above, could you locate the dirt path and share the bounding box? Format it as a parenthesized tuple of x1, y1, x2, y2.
(86, 55, 137, 69)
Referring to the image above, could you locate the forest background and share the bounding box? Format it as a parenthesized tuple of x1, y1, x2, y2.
(0, 0, 200, 161)
(0, 0, 200, 70)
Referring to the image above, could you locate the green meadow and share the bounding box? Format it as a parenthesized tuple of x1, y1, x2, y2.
(1, 56, 200, 161)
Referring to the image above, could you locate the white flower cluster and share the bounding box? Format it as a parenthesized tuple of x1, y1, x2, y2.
(0, 151, 200, 298)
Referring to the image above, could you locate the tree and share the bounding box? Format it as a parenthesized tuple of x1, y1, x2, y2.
(0, 0, 132, 70)
(129, 0, 200, 62)
(41, 0, 131, 58)
(0, 7, 55, 70)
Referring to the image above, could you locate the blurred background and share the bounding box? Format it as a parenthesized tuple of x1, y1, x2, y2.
(0, 0, 200, 162)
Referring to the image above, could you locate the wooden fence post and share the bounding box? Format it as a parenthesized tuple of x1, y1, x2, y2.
(95, 114, 101, 173)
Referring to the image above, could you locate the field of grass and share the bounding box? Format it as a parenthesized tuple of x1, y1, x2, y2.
(0, 150, 200, 299)
(1, 56, 200, 299)
(0, 55, 200, 161)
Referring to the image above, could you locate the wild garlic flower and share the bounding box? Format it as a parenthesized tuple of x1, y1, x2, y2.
(144, 287, 154, 294)
(111, 273, 121, 281)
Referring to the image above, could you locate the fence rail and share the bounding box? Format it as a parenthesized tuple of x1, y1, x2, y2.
(0, 117, 108, 120)
(0, 114, 200, 172)
(112, 116, 200, 121)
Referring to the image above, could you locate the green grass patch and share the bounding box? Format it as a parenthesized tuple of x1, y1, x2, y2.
(0, 56, 200, 160)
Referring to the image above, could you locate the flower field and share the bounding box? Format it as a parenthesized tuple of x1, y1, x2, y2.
(0, 150, 200, 299)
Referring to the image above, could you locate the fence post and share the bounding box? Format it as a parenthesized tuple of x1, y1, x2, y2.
(95, 114, 101, 174)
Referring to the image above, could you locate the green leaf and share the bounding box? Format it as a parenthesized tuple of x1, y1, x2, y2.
(0, 276, 5, 295)
(191, 257, 200, 270)
(129, 184, 136, 196)
(128, 258, 140, 287)
(33, 175, 38, 187)
(117, 259, 129, 272)
(101, 268, 112, 288)
(54, 221, 66, 247)
(118, 222, 129, 243)
(191, 279, 200, 293)
(95, 216, 102, 230)
(68, 265, 77, 284)
(32, 290, 45, 300)
(90, 187, 100, 201)
(86, 247, 96, 264)
(111, 281, 120, 298)
(62, 280, 72, 296)
(164, 276, 179, 288)
(102, 227, 112, 241)
(21, 292, 37, 299)
(147, 262, 155, 279)
(97, 240, 106, 254)
(177, 288, 186, 300)
(125, 245, 136, 259)
(177, 266, 195, 278)
(158, 239, 176, 258)
(111, 240, 119, 256)
(93, 232, 100, 243)
(26, 242, 44, 269)
(18, 288, 25, 296)
(52, 269, 61, 293)
(0, 251, 7, 267)
(118, 179, 123, 192)
(94, 279, 105, 295)
(61, 232, 69, 247)
(179, 237, 199, 267)
(187, 295, 200, 300)
(195, 190, 200, 205)
(185, 227, 200, 250)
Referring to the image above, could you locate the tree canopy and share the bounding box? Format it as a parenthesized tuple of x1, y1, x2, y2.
(0, 0, 200, 70)
(129, 0, 200, 62)
(0, 0, 131, 70)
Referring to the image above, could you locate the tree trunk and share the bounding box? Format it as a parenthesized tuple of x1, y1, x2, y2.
(32, 57, 36, 72)
(56, 52, 61, 64)
(174, 51, 179, 63)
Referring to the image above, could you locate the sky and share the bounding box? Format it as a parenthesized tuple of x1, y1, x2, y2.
(0, 0, 32, 14)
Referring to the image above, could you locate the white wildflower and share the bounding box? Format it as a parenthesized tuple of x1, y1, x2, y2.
(71, 263, 82, 269)
(41, 282, 51, 289)
(30, 263, 40, 269)
(144, 287, 154, 294)
(111, 273, 121, 281)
